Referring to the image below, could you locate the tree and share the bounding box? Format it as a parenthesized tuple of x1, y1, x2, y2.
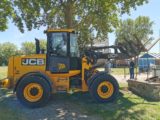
(0, 42, 18, 65)
(0, 0, 13, 31)
(115, 16, 153, 56)
(21, 39, 47, 55)
(39, 39, 47, 50)
(1, 0, 148, 47)
(21, 41, 35, 55)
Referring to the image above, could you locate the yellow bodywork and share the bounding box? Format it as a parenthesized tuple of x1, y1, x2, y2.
(0, 29, 94, 94)
(46, 29, 74, 33)
(1, 54, 92, 93)
(0, 78, 10, 88)
(0, 29, 119, 108)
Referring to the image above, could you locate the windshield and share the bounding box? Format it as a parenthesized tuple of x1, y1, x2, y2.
(70, 33, 80, 57)
(48, 32, 67, 56)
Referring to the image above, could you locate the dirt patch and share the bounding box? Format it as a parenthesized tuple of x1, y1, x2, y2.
(0, 89, 102, 120)
(112, 73, 152, 84)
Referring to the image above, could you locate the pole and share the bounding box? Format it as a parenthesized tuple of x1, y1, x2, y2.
(135, 56, 138, 80)
(159, 29, 160, 54)
(147, 51, 149, 80)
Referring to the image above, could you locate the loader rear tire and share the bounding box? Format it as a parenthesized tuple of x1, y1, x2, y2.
(16, 75, 51, 108)
(89, 74, 119, 103)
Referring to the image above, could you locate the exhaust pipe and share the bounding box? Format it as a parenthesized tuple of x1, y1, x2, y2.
(35, 38, 40, 54)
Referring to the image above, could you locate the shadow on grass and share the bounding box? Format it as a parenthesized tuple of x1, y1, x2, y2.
(0, 88, 26, 120)
(0, 88, 157, 120)
(49, 91, 147, 120)
(0, 88, 13, 101)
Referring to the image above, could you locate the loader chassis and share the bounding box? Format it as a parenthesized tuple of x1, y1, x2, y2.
(0, 29, 119, 108)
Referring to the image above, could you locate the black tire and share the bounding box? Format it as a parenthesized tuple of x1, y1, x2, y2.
(16, 75, 51, 108)
(89, 74, 119, 103)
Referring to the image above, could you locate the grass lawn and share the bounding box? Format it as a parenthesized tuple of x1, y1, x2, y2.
(0, 66, 160, 120)
(0, 66, 7, 80)
(0, 67, 138, 79)
(1, 88, 160, 120)
(97, 67, 139, 75)
(111, 68, 139, 75)
(0, 89, 26, 120)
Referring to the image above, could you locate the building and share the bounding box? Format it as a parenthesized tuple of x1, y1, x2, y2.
(138, 53, 160, 72)
(114, 59, 129, 68)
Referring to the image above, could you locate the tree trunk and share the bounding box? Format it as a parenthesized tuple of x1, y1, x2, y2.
(64, 1, 74, 28)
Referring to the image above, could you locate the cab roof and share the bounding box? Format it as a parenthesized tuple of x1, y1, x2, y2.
(45, 29, 74, 33)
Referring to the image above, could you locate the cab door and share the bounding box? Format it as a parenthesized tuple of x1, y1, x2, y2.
(46, 32, 70, 73)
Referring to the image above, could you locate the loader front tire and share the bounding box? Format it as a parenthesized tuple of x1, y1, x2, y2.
(16, 75, 51, 108)
(89, 74, 119, 103)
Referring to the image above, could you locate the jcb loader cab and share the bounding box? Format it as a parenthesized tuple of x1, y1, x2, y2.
(0, 29, 119, 108)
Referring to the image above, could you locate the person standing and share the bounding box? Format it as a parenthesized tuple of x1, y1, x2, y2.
(129, 60, 135, 79)
(105, 60, 111, 73)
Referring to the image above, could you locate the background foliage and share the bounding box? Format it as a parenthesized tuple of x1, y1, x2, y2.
(115, 16, 153, 56)
(0, 40, 46, 65)
(0, 0, 148, 48)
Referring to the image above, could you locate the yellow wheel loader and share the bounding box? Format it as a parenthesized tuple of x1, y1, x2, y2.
(0, 29, 119, 108)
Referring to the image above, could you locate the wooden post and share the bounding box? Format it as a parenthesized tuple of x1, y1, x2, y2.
(124, 67, 126, 79)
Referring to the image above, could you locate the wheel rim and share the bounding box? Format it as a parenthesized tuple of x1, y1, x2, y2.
(97, 81, 114, 99)
(23, 83, 43, 102)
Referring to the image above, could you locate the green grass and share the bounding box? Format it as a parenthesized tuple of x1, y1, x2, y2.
(1, 87, 160, 120)
(0, 66, 7, 80)
(0, 89, 27, 120)
(0, 67, 138, 78)
(97, 67, 139, 75)
(111, 68, 139, 75)
(53, 86, 160, 120)
(65, 87, 160, 120)
(0, 67, 160, 120)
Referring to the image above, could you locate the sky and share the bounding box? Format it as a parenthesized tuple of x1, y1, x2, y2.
(0, 0, 160, 53)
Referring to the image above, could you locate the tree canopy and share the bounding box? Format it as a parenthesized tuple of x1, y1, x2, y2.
(1, 0, 148, 32)
(115, 16, 153, 57)
(21, 41, 35, 55)
(0, 0, 13, 31)
(0, 42, 18, 65)
(1, 0, 148, 48)
(21, 40, 47, 55)
(0, 40, 46, 65)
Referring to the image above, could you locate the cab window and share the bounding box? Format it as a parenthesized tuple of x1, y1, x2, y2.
(49, 33, 67, 56)
(70, 33, 80, 57)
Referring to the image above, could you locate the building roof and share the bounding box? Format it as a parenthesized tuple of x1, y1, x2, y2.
(140, 53, 160, 59)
